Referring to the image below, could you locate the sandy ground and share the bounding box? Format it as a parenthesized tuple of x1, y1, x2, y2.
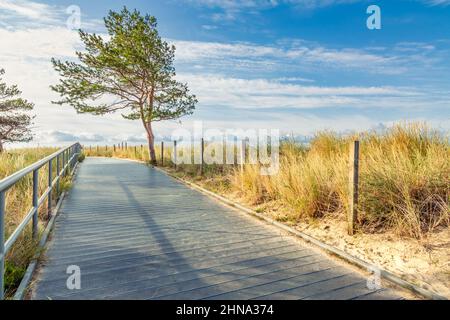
(187, 179, 450, 299)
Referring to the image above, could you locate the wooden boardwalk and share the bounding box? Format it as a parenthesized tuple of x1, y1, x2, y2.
(31, 157, 402, 300)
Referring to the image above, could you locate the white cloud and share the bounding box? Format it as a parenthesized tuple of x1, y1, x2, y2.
(0, 0, 57, 22)
(172, 39, 434, 75)
(176, 73, 430, 110)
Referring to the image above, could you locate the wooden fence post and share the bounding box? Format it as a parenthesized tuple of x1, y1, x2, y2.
(174, 140, 177, 170)
(161, 141, 164, 166)
(134, 145, 137, 156)
(234, 136, 238, 166)
(113, 144, 116, 152)
(223, 136, 226, 166)
(348, 140, 360, 235)
(200, 138, 204, 175)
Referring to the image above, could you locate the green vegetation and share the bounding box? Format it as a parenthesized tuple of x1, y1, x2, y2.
(0, 68, 35, 152)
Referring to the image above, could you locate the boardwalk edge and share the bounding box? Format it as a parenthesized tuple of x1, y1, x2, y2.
(14, 162, 80, 300)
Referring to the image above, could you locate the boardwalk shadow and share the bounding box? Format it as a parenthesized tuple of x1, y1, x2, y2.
(114, 175, 210, 299)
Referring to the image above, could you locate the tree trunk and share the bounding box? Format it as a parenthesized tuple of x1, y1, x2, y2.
(0, 140, 4, 153)
(144, 121, 157, 166)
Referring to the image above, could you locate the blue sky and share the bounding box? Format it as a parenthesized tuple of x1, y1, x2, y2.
(0, 0, 449, 145)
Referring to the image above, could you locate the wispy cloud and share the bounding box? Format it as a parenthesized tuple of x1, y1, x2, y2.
(185, 0, 360, 21)
(176, 73, 432, 110)
(0, 0, 60, 24)
(423, 0, 450, 6)
(172, 38, 444, 75)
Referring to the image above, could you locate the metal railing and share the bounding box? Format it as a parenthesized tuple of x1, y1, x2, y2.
(0, 142, 81, 299)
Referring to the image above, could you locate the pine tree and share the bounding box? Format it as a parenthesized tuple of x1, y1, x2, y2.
(0, 69, 34, 152)
(51, 7, 197, 165)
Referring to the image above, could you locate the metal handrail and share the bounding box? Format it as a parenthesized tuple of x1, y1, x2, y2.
(0, 142, 82, 299)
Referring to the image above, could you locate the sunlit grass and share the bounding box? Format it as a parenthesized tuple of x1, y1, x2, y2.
(86, 123, 450, 239)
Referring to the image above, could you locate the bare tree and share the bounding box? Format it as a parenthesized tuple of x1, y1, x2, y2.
(0, 68, 34, 152)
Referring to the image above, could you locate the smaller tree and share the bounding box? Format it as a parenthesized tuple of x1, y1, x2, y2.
(0, 69, 34, 152)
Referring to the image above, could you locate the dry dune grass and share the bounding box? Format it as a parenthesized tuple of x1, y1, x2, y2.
(84, 122, 449, 240)
(231, 124, 449, 239)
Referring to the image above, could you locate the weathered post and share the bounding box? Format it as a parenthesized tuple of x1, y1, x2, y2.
(234, 136, 238, 166)
(32, 169, 38, 240)
(134, 145, 137, 157)
(348, 140, 360, 235)
(223, 136, 226, 167)
(240, 139, 245, 190)
(113, 144, 116, 152)
(240, 139, 245, 169)
(200, 138, 204, 176)
(48, 159, 52, 219)
(161, 141, 164, 166)
(56, 154, 60, 197)
(174, 140, 177, 170)
(125, 142, 128, 150)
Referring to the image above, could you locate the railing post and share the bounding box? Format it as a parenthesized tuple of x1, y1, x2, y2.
(62, 150, 66, 177)
(68, 147, 72, 172)
(0, 191, 5, 300)
(173, 140, 177, 170)
(56, 154, 60, 197)
(348, 140, 360, 236)
(32, 169, 39, 240)
(48, 160, 52, 219)
(200, 138, 204, 176)
(161, 142, 164, 166)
